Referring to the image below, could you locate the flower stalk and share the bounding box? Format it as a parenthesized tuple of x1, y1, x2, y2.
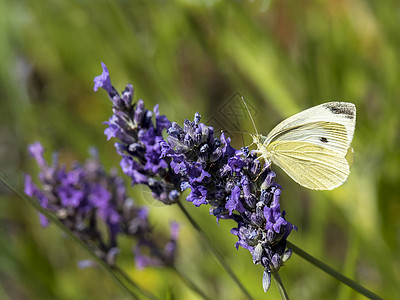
(287, 241, 382, 300)
(0, 173, 148, 300)
(272, 271, 289, 300)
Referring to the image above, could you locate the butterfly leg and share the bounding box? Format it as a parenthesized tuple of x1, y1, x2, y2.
(253, 163, 272, 182)
(251, 154, 271, 182)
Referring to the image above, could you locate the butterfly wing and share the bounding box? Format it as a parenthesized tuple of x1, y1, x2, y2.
(267, 141, 350, 190)
(266, 102, 356, 148)
(263, 102, 356, 190)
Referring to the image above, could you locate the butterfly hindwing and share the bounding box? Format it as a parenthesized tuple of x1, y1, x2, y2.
(266, 141, 350, 190)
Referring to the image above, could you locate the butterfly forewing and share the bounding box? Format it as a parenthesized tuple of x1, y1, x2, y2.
(266, 102, 356, 148)
(265, 121, 350, 154)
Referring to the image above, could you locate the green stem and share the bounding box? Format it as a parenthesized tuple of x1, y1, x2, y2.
(272, 271, 289, 300)
(176, 201, 253, 300)
(287, 241, 382, 300)
(171, 264, 212, 300)
(0, 174, 152, 300)
(114, 267, 159, 300)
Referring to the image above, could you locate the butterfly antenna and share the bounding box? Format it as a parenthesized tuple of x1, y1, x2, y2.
(242, 129, 255, 146)
(241, 97, 258, 135)
(222, 130, 245, 135)
(240, 131, 245, 148)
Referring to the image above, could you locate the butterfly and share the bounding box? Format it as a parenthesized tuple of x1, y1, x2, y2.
(242, 99, 356, 190)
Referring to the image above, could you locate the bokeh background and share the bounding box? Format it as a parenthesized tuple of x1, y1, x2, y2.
(1, 1, 399, 299)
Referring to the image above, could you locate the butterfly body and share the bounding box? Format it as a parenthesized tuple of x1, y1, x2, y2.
(247, 101, 356, 190)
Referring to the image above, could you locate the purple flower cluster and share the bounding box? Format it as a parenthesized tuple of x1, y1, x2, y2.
(94, 63, 296, 291)
(94, 63, 182, 205)
(24, 142, 178, 269)
(162, 114, 296, 291)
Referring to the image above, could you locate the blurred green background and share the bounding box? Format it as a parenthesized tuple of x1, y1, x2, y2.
(1, 0, 399, 299)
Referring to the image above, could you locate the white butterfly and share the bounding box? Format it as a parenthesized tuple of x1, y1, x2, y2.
(243, 100, 356, 190)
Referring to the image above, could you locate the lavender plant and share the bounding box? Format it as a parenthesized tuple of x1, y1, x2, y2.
(94, 62, 296, 292)
(24, 141, 178, 270)
(9, 62, 380, 300)
(10, 62, 380, 299)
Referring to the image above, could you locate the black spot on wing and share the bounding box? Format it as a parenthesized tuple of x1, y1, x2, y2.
(324, 103, 355, 119)
(320, 137, 328, 143)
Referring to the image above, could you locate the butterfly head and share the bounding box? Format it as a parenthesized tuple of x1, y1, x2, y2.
(251, 133, 267, 148)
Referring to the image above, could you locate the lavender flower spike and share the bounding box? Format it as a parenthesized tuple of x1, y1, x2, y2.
(95, 64, 296, 292)
(94, 63, 184, 205)
(25, 142, 179, 269)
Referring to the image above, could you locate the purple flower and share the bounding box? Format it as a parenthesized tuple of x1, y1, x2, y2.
(187, 163, 211, 185)
(225, 185, 245, 215)
(187, 185, 208, 207)
(220, 132, 235, 157)
(231, 224, 255, 252)
(154, 104, 171, 135)
(28, 141, 47, 169)
(24, 174, 36, 198)
(104, 119, 121, 141)
(264, 204, 287, 233)
(93, 62, 113, 93)
(227, 156, 245, 174)
(58, 185, 84, 207)
(88, 183, 111, 209)
(25, 142, 179, 269)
